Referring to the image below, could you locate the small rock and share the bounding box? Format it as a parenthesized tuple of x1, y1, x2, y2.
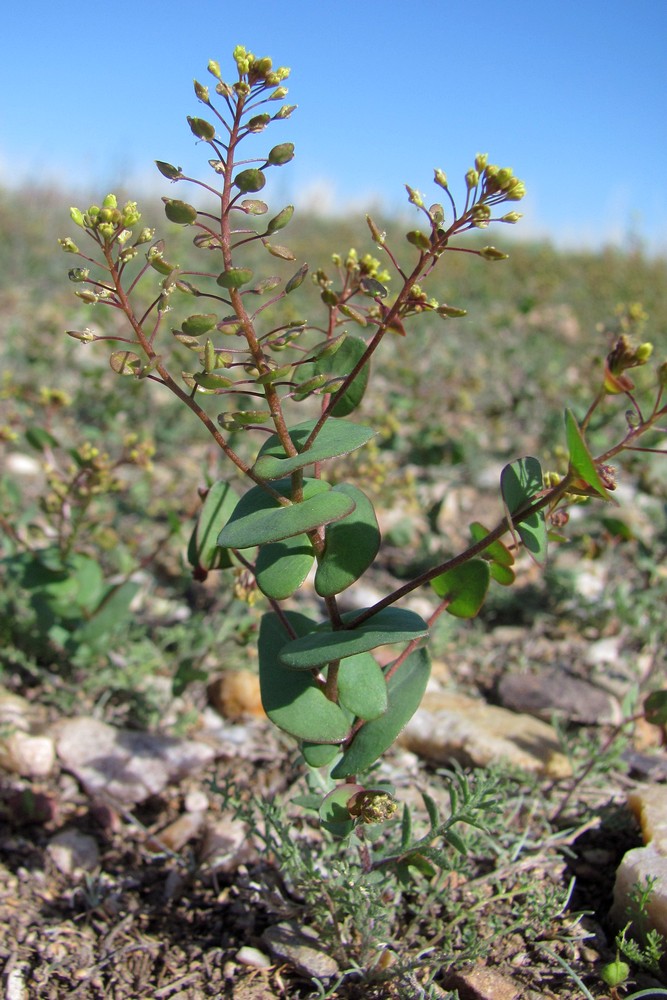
(442, 964, 520, 1000)
(0, 731, 55, 777)
(261, 921, 339, 981)
(611, 785, 667, 942)
(236, 945, 272, 970)
(54, 717, 215, 805)
(184, 788, 209, 812)
(47, 828, 100, 877)
(199, 816, 256, 873)
(497, 669, 621, 725)
(0, 688, 46, 731)
(401, 691, 571, 778)
(584, 635, 623, 669)
(148, 810, 206, 852)
(208, 670, 264, 719)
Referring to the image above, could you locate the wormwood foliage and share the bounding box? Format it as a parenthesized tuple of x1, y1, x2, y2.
(60, 46, 667, 843)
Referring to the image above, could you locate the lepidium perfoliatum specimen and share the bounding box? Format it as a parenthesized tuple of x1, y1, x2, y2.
(60, 46, 667, 839)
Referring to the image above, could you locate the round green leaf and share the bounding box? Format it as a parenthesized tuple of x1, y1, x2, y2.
(500, 457, 548, 565)
(315, 334, 370, 416)
(331, 648, 431, 778)
(191, 481, 240, 572)
(278, 607, 429, 670)
(319, 784, 361, 837)
(255, 534, 315, 599)
(315, 484, 380, 597)
(337, 653, 387, 721)
(217, 478, 355, 550)
(469, 521, 515, 567)
(430, 559, 491, 618)
(258, 611, 351, 743)
(301, 742, 341, 767)
(253, 417, 375, 480)
(565, 408, 616, 502)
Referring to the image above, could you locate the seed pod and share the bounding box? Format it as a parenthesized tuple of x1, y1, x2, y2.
(285, 262, 308, 294)
(163, 199, 197, 225)
(216, 268, 254, 289)
(155, 161, 183, 180)
(265, 204, 294, 234)
(267, 142, 295, 166)
(233, 168, 266, 193)
(239, 199, 268, 215)
(187, 116, 216, 140)
(406, 230, 431, 250)
(110, 351, 142, 375)
(262, 240, 295, 261)
(182, 313, 218, 336)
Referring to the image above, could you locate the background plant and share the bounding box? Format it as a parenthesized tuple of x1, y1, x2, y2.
(56, 46, 667, 844)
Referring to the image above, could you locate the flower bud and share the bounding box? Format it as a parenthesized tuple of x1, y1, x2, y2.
(505, 181, 526, 201)
(66, 328, 96, 342)
(103, 193, 118, 210)
(465, 169, 479, 190)
(70, 206, 85, 227)
(500, 211, 523, 223)
(136, 227, 155, 244)
(207, 59, 222, 80)
(268, 86, 288, 100)
(636, 341, 653, 363)
(475, 153, 488, 172)
(58, 237, 80, 253)
(434, 168, 448, 189)
(273, 103, 296, 119)
(496, 167, 514, 189)
(405, 185, 424, 207)
(366, 214, 386, 245)
(194, 79, 210, 103)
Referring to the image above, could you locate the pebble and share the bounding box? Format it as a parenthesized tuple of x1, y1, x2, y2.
(497, 668, 621, 725)
(199, 816, 256, 873)
(147, 810, 206, 852)
(611, 785, 667, 942)
(54, 717, 215, 805)
(47, 828, 100, 877)
(441, 964, 520, 999)
(207, 670, 264, 719)
(0, 731, 55, 777)
(236, 945, 272, 970)
(401, 690, 572, 778)
(261, 921, 340, 981)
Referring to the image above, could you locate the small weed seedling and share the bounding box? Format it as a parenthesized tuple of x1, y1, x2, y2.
(59, 46, 667, 843)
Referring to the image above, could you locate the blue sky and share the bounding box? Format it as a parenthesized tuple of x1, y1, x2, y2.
(2, 1, 666, 251)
